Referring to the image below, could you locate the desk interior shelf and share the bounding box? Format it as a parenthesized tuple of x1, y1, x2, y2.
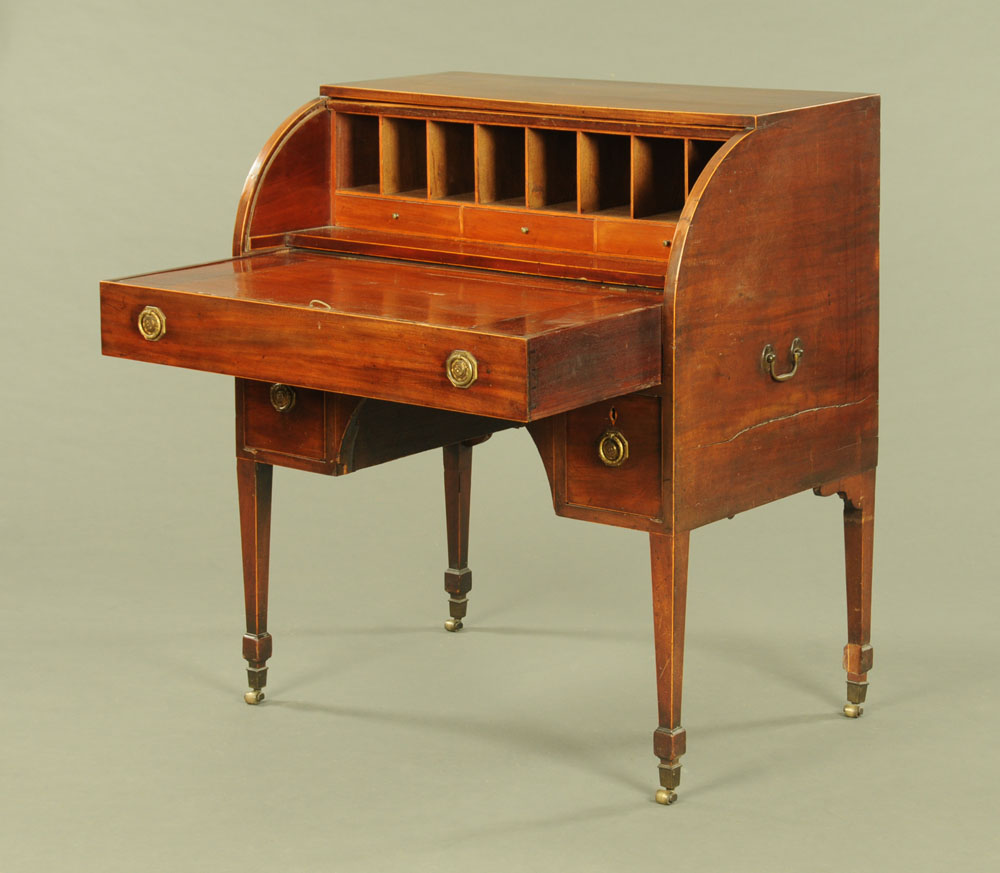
(336, 112, 723, 221)
(335, 113, 379, 192)
(579, 132, 631, 215)
(428, 121, 476, 201)
(329, 108, 731, 269)
(381, 117, 428, 197)
(476, 124, 526, 206)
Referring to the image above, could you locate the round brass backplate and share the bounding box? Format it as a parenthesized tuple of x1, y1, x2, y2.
(269, 383, 297, 413)
(137, 305, 166, 341)
(598, 429, 629, 467)
(446, 350, 478, 389)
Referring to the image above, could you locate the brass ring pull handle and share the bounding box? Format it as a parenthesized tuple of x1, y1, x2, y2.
(446, 350, 478, 388)
(269, 383, 296, 412)
(137, 305, 166, 341)
(598, 429, 629, 467)
(761, 337, 804, 382)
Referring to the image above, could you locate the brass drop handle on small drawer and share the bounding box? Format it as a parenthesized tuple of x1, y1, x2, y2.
(269, 383, 296, 412)
(137, 305, 166, 341)
(761, 337, 804, 382)
(598, 429, 629, 467)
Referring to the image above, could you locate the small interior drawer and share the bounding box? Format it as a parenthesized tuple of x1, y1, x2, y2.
(335, 194, 461, 238)
(463, 207, 594, 251)
(595, 218, 676, 260)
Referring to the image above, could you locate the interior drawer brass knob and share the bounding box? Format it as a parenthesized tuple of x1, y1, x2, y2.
(269, 383, 296, 412)
(598, 429, 629, 467)
(137, 305, 166, 341)
(446, 350, 478, 388)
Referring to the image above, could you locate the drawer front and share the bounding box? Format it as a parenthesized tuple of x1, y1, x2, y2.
(335, 194, 461, 238)
(241, 379, 328, 461)
(463, 207, 594, 251)
(101, 250, 661, 423)
(101, 285, 531, 420)
(563, 393, 662, 519)
(595, 219, 676, 260)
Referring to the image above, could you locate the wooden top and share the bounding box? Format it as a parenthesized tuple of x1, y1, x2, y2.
(321, 72, 874, 128)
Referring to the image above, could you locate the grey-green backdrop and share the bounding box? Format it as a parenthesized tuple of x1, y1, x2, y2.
(2, 1, 997, 871)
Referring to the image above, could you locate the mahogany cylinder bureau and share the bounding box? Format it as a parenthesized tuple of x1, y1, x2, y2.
(99, 72, 879, 804)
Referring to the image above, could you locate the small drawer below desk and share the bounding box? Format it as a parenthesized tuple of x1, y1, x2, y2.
(240, 380, 330, 461)
(544, 392, 664, 530)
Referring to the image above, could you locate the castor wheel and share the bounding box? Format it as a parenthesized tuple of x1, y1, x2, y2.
(843, 702, 863, 718)
(244, 689, 265, 705)
(655, 789, 677, 805)
(444, 618, 464, 632)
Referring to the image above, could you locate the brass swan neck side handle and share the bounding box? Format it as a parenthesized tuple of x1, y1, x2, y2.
(761, 337, 804, 382)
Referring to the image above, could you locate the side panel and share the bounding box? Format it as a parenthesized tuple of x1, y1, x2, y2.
(232, 99, 331, 255)
(668, 98, 879, 530)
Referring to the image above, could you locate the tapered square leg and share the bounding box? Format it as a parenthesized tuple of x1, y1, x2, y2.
(649, 530, 690, 804)
(442, 441, 474, 632)
(237, 457, 273, 704)
(816, 470, 875, 717)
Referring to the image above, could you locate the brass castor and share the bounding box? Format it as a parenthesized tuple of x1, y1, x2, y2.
(655, 788, 678, 805)
(444, 618, 464, 632)
(843, 702, 863, 718)
(244, 689, 265, 705)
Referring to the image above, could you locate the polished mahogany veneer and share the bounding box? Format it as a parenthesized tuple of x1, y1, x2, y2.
(101, 250, 662, 421)
(99, 72, 879, 805)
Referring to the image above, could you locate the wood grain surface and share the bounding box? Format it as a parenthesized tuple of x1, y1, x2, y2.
(233, 99, 330, 257)
(101, 249, 662, 421)
(322, 72, 873, 129)
(101, 74, 881, 803)
(667, 97, 879, 530)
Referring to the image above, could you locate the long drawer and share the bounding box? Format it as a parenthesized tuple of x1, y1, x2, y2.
(100, 248, 662, 422)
